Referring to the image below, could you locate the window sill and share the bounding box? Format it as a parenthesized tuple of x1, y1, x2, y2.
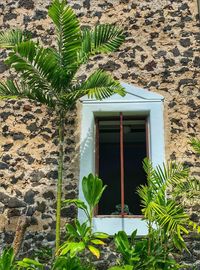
(95, 215, 144, 219)
(92, 216, 148, 236)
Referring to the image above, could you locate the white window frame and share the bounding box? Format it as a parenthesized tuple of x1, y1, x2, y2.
(78, 82, 165, 236)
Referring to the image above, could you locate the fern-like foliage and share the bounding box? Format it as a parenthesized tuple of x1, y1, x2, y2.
(190, 137, 200, 154)
(61, 69, 125, 106)
(0, 0, 125, 109)
(137, 158, 199, 251)
(0, 29, 26, 48)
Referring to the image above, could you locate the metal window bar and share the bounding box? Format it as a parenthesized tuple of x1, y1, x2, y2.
(120, 112, 125, 217)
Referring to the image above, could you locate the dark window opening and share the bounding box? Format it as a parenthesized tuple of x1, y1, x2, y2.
(96, 115, 148, 216)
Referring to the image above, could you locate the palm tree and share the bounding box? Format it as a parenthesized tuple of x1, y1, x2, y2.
(137, 158, 199, 255)
(0, 0, 125, 252)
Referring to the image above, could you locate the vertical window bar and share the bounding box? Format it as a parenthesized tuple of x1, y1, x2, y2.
(145, 117, 150, 159)
(95, 118, 100, 175)
(94, 118, 99, 216)
(120, 112, 125, 217)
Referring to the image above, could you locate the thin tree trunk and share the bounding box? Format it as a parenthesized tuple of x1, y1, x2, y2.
(12, 216, 30, 257)
(55, 110, 65, 253)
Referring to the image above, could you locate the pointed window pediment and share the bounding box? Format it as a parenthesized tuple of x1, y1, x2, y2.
(80, 82, 164, 104)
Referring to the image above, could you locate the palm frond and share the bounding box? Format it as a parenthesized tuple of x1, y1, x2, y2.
(5, 40, 63, 99)
(151, 200, 189, 237)
(0, 80, 23, 99)
(0, 29, 26, 48)
(79, 24, 125, 63)
(61, 70, 125, 105)
(190, 137, 200, 154)
(0, 80, 55, 107)
(154, 162, 189, 187)
(48, 0, 81, 73)
(172, 177, 200, 199)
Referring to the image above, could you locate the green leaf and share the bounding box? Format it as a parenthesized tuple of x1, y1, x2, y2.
(0, 29, 26, 48)
(62, 70, 125, 105)
(0, 248, 15, 270)
(82, 173, 107, 211)
(93, 232, 109, 239)
(48, 0, 81, 73)
(60, 242, 85, 257)
(79, 24, 125, 62)
(190, 137, 200, 154)
(108, 266, 133, 270)
(90, 239, 105, 245)
(88, 245, 100, 258)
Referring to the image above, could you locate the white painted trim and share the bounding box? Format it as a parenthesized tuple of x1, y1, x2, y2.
(78, 83, 165, 235)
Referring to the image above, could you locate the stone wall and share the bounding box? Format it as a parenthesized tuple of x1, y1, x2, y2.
(0, 0, 200, 268)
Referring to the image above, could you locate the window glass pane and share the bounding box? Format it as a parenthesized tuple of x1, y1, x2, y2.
(98, 120, 120, 215)
(123, 120, 146, 215)
(97, 118, 147, 216)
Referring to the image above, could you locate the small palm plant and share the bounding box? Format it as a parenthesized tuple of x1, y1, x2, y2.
(0, 0, 125, 252)
(137, 158, 200, 256)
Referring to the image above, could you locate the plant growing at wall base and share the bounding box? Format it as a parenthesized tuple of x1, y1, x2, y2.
(60, 174, 108, 260)
(111, 158, 199, 269)
(0, 248, 16, 270)
(0, 0, 125, 252)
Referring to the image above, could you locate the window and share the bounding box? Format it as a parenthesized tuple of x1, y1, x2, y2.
(95, 115, 148, 217)
(78, 82, 165, 235)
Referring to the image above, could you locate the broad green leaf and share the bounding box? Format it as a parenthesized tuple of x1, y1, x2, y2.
(90, 239, 105, 245)
(93, 232, 109, 239)
(88, 245, 100, 258)
(82, 173, 107, 211)
(60, 242, 85, 257)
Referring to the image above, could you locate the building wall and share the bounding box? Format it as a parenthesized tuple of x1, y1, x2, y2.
(0, 0, 200, 268)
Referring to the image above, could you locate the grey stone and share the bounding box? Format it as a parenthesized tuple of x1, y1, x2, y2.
(144, 60, 157, 71)
(36, 201, 46, 213)
(47, 232, 55, 241)
(194, 57, 200, 68)
(2, 155, 11, 162)
(61, 205, 76, 218)
(0, 112, 12, 121)
(99, 60, 121, 71)
(30, 216, 38, 225)
(83, 0, 90, 9)
(27, 123, 38, 132)
(0, 192, 26, 208)
(3, 12, 17, 21)
(24, 190, 36, 204)
(13, 132, 25, 140)
(46, 170, 58, 180)
(33, 9, 47, 20)
(43, 191, 55, 200)
(0, 162, 9, 170)
(180, 38, 191, 47)
(7, 208, 21, 217)
(24, 154, 35, 165)
(30, 171, 45, 182)
(0, 61, 8, 73)
(18, 0, 34, 9)
(26, 206, 35, 216)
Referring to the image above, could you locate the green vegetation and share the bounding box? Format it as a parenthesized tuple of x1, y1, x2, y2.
(1, 160, 199, 269)
(0, 0, 125, 252)
(60, 174, 108, 260)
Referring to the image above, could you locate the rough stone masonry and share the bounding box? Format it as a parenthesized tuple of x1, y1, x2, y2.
(0, 0, 200, 269)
